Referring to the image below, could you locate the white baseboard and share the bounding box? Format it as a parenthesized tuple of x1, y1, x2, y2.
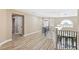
(0, 39, 12, 47)
(23, 30, 41, 37)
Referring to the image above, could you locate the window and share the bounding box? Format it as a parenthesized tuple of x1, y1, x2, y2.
(56, 19, 73, 30)
(60, 19, 73, 28)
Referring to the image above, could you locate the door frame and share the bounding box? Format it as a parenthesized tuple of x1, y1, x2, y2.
(12, 14, 24, 36)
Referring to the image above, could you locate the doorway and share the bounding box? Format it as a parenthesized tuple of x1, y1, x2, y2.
(42, 19, 49, 36)
(12, 14, 24, 39)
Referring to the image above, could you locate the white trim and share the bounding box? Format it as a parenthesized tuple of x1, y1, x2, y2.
(0, 39, 12, 47)
(23, 30, 41, 37)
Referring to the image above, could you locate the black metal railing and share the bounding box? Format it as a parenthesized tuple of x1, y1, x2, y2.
(56, 30, 77, 50)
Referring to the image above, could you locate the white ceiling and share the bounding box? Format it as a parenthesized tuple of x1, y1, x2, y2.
(16, 9, 78, 17)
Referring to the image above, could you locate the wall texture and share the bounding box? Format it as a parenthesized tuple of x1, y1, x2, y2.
(0, 10, 8, 43)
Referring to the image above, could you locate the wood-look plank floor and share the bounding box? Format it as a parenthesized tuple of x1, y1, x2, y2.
(0, 35, 54, 50)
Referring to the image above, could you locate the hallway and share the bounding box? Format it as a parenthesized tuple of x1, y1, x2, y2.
(0, 9, 79, 50)
(0, 32, 54, 50)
